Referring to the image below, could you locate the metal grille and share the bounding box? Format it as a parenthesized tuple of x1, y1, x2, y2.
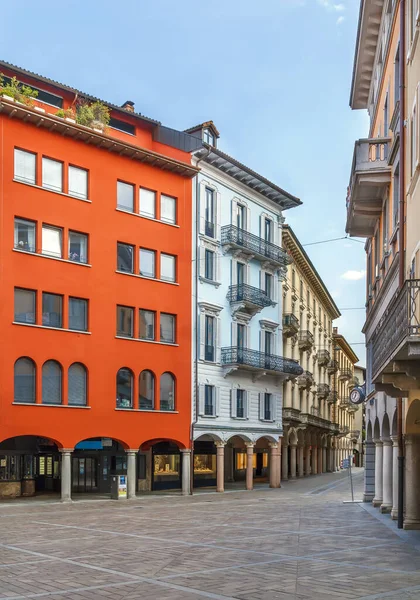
(227, 284, 273, 308)
(221, 347, 303, 376)
(221, 225, 291, 266)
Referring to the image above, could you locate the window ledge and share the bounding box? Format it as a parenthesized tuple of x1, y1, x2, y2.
(13, 179, 91, 203)
(199, 276, 221, 288)
(260, 419, 275, 423)
(13, 322, 91, 334)
(231, 416, 248, 421)
(115, 408, 179, 413)
(115, 336, 178, 346)
(199, 233, 220, 245)
(115, 208, 179, 228)
(199, 414, 218, 419)
(13, 248, 91, 267)
(12, 403, 90, 408)
(115, 271, 179, 286)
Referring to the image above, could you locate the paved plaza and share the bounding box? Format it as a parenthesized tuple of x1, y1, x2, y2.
(1, 469, 420, 600)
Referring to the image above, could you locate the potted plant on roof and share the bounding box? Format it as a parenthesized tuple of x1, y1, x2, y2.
(76, 100, 110, 132)
(0, 74, 38, 106)
(55, 107, 76, 123)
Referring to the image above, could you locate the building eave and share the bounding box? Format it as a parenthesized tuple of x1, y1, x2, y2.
(333, 334, 360, 364)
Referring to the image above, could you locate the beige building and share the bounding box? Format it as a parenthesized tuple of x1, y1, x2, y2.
(281, 225, 359, 479)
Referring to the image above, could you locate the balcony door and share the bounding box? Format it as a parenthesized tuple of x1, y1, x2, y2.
(264, 331, 273, 369)
(205, 188, 215, 238)
(237, 323, 245, 361)
(205, 315, 215, 362)
(236, 204, 246, 245)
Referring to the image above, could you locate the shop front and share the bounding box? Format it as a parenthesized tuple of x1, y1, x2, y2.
(152, 442, 181, 491)
(72, 438, 127, 494)
(193, 441, 216, 488)
(234, 448, 268, 481)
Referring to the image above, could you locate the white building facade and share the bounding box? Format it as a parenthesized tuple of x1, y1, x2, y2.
(188, 123, 302, 491)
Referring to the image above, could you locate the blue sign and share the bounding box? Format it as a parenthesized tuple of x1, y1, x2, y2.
(75, 440, 103, 450)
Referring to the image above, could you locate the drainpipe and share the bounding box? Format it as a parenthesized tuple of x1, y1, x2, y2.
(397, 0, 406, 529)
(190, 145, 212, 495)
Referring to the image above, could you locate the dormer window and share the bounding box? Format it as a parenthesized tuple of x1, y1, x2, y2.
(203, 128, 215, 146)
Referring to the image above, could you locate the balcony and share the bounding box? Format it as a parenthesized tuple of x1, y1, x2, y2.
(227, 284, 274, 316)
(339, 396, 350, 407)
(298, 330, 314, 351)
(221, 225, 292, 269)
(283, 313, 299, 338)
(327, 360, 339, 375)
(372, 280, 420, 384)
(327, 391, 338, 404)
(283, 407, 302, 424)
(317, 349, 331, 367)
(316, 383, 330, 399)
(300, 413, 332, 430)
(348, 403, 360, 413)
(345, 138, 391, 238)
(221, 347, 303, 379)
(337, 425, 350, 437)
(338, 368, 352, 381)
(350, 429, 361, 441)
(296, 370, 314, 390)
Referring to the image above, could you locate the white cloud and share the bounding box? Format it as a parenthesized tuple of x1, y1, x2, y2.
(340, 270, 366, 281)
(336, 15, 345, 24)
(317, 0, 346, 12)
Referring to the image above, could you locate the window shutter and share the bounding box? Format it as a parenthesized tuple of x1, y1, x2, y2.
(231, 321, 237, 347)
(259, 393, 265, 420)
(231, 199, 238, 225)
(231, 389, 237, 418)
(216, 251, 221, 283)
(215, 387, 220, 416)
(272, 394, 280, 422)
(216, 192, 222, 240)
(246, 262, 250, 285)
(259, 330, 264, 353)
(246, 206, 251, 232)
(260, 270, 264, 292)
(199, 245, 205, 278)
(199, 183, 206, 235)
(216, 317, 222, 363)
(199, 314, 205, 360)
(245, 390, 249, 419)
(198, 384, 205, 416)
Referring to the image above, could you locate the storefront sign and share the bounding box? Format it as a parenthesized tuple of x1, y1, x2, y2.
(118, 475, 127, 498)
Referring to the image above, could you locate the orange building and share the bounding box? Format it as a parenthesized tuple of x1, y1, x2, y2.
(0, 62, 200, 499)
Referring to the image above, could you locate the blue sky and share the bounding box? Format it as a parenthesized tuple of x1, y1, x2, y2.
(2, 0, 368, 365)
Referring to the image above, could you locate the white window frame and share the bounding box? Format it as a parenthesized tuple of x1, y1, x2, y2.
(199, 181, 221, 239)
(198, 383, 219, 417)
(198, 302, 223, 362)
(117, 180, 134, 212)
(41, 225, 63, 259)
(42, 157, 63, 193)
(160, 194, 177, 224)
(14, 148, 36, 185)
(160, 253, 176, 283)
(139, 188, 156, 219)
(68, 165, 88, 200)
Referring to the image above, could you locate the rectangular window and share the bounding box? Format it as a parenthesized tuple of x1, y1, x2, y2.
(68, 231, 88, 263)
(237, 262, 245, 286)
(109, 117, 135, 136)
(160, 253, 176, 282)
(117, 305, 134, 337)
(68, 166, 88, 200)
(264, 218, 272, 242)
(237, 389, 245, 419)
(42, 225, 62, 258)
(205, 249, 215, 280)
(161, 194, 176, 224)
(139, 309, 155, 340)
(42, 157, 63, 192)
(139, 188, 156, 219)
(14, 149, 36, 185)
(394, 45, 400, 104)
(161, 313, 176, 343)
(14, 288, 36, 324)
(237, 323, 245, 350)
(42, 293, 63, 328)
(204, 385, 215, 416)
(139, 248, 156, 278)
(264, 331, 273, 355)
(205, 188, 215, 237)
(237, 204, 246, 230)
(69, 297, 88, 331)
(265, 273, 273, 299)
(264, 393, 272, 421)
(117, 242, 134, 273)
(117, 181, 134, 212)
(14, 218, 36, 252)
(205, 315, 215, 361)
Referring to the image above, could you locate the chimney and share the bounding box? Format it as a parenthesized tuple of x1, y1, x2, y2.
(121, 100, 135, 113)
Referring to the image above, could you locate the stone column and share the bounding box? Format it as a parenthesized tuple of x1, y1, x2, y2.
(391, 436, 399, 519)
(290, 443, 297, 479)
(317, 447, 323, 474)
(126, 450, 137, 499)
(322, 447, 327, 473)
(216, 442, 225, 493)
(60, 449, 72, 503)
(404, 434, 420, 529)
(313, 446, 318, 474)
(282, 442, 289, 481)
(298, 446, 304, 478)
(269, 443, 281, 488)
(305, 446, 311, 475)
(246, 444, 254, 491)
(381, 439, 393, 513)
(363, 441, 375, 502)
(181, 449, 191, 495)
(373, 440, 383, 507)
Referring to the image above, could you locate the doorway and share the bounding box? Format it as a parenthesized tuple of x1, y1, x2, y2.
(72, 457, 98, 493)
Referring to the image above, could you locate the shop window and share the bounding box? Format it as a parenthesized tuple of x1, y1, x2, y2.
(236, 452, 257, 470)
(42, 360, 62, 405)
(42, 157, 63, 192)
(68, 363, 87, 406)
(154, 454, 179, 477)
(160, 372, 175, 411)
(68, 166, 88, 200)
(14, 357, 36, 403)
(0, 455, 20, 481)
(14, 148, 36, 185)
(194, 454, 216, 474)
(14, 218, 36, 252)
(139, 370, 155, 410)
(116, 368, 133, 408)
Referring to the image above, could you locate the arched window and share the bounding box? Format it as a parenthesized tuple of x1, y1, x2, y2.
(116, 368, 133, 408)
(42, 360, 62, 405)
(139, 370, 155, 410)
(160, 372, 175, 411)
(68, 363, 87, 406)
(14, 357, 36, 403)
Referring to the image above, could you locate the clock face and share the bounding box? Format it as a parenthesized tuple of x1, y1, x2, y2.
(350, 389, 360, 404)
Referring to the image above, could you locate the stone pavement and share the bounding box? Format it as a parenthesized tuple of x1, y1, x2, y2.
(1, 469, 420, 600)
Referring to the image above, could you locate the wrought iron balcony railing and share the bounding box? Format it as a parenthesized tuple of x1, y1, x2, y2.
(338, 368, 352, 381)
(327, 391, 338, 404)
(327, 360, 339, 374)
(297, 370, 314, 389)
(372, 279, 420, 381)
(227, 284, 273, 309)
(298, 330, 314, 350)
(283, 313, 299, 337)
(317, 350, 331, 367)
(221, 225, 292, 267)
(316, 383, 330, 398)
(221, 347, 303, 377)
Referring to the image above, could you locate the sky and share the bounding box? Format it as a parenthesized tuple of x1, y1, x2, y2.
(1, 0, 369, 366)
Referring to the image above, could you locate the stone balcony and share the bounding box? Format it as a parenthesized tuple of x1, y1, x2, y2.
(316, 383, 330, 399)
(282, 407, 302, 425)
(327, 360, 339, 375)
(327, 391, 338, 404)
(345, 137, 391, 238)
(221, 224, 292, 269)
(296, 370, 314, 390)
(283, 313, 299, 338)
(338, 368, 352, 382)
(298, 331, 314, 351)
(317, 350, 331, 367)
